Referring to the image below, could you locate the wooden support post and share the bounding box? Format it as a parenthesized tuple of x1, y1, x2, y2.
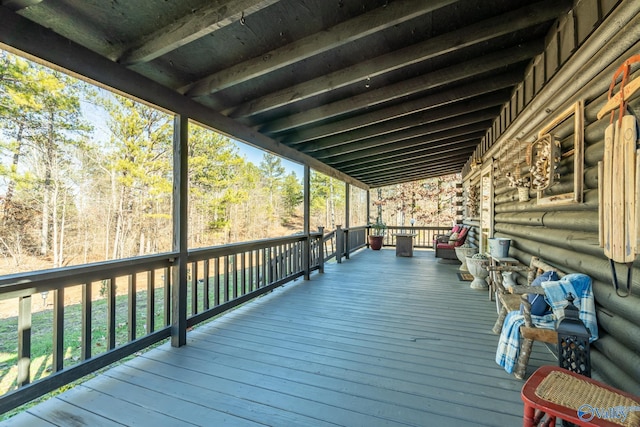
(303, 165, 311, 280)
(366, 190, 371, 248)
(345, 183, 350, 260)
(171, 114, 188, 347)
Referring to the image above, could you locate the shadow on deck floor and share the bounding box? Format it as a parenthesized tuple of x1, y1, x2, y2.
(4, 248, 557, 427)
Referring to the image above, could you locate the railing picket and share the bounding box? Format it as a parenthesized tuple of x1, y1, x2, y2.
(107, 277, 116, 350)
(191, 261, 198, 315)
(82, 282, 92, 360)
(203, 260, 210, 310)
(248, 250, 254, 292)
(146, 271, 154, 334)
(128, 274, 136, 341)
(214, 257, 220, 307)
(164, 267, 171, 327)
(17, 295, 31, 387)
(53, 288, 64, 372)
(241, 252, 246, 296)
(224, 255, 230, 303)
(232, 254, 238, 299)
(262, 248, 268, 287)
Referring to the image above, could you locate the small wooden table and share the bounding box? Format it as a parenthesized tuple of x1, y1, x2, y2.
(394, 233, 417, 257)
(522, 365, 640, 426)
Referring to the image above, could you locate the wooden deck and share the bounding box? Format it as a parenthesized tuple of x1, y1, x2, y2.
(4, 248, 557, 426)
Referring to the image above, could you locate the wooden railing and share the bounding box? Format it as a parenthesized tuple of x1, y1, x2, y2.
(383, 226, 453, 248)
(0, 226, 444, 413)
(0, 232, 329, 413)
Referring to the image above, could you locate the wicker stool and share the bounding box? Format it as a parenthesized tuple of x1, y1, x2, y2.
(521, 366, 640, 427)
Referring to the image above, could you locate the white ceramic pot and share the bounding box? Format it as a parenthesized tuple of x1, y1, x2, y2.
(455, 246, 478, 271)
(466, 256, 489, 290)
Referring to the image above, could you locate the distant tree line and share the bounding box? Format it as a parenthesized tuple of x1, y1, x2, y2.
(0, 51, 350, 273)
(0, 50, 456, 275)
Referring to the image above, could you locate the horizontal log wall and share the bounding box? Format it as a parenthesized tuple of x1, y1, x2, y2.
(465, 0, 640, 393)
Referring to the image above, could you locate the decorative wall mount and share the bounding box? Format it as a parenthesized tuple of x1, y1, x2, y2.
(529, 100, 584, 205)
(527, 133, 561, 191)
(466, 183, 480, 218)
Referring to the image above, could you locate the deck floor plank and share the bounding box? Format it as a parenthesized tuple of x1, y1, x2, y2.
(3, 249, 557, 426)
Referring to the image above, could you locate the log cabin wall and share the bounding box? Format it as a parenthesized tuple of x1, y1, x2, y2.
(462, 0, 640, 393)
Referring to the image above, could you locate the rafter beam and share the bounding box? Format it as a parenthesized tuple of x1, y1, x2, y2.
(358, 164, 469, 187)
(323, 125, 489, 165)
(261, 40, 542, 135)
(183, 0, 458, 97)
(314, 120, 491, 162)
(227, 0, 571, 120)
(366, 167, 463, 187)
(296, 94, 506, 153)
(282, 72, 521, 145)
(352, 153, 473, 182)
(116, 0, 280, 65)
(340, 138, 481, 174)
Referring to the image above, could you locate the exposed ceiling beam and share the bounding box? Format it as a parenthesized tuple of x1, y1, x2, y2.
(260, 40, 543, 134)
(295, 94, 506, 152)
(227, 0, 571, 120)
(361, 162, 468, 188)
(352, 153, 473, 182)
(116, 0, 280, 65)
(340, 138, 482, 174)
(183, 0, 458, 97)
(313, 119, 492, 161)
(281, 72, 522, 145)
(322, 125, 490, 165)
(366, 167, 463, 187)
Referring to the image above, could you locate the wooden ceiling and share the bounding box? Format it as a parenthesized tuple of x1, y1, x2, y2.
(0, 0, 573, 188)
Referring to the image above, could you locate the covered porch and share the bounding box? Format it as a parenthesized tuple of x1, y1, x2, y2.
(1, 0, 640, 421)
(5, 249, 556, 426)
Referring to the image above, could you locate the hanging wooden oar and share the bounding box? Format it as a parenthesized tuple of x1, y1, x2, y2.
(596, 55, 640, 297)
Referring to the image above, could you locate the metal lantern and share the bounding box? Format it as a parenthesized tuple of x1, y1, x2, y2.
(557, 294, 591, 377)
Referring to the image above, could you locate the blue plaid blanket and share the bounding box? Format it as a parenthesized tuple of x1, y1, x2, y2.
(495, 273, 598, 374)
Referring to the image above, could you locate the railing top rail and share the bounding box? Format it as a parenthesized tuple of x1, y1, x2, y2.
(0, 233, 330, 300)
(187, 233, 314, 261)
(0, 252, 177, 300)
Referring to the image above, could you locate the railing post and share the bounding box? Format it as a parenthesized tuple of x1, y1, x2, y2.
(336, 225, 343, 263)
(171, 114, 188, 347)
(344, 228, 350, 260)
(345, 182, 350, 260)
(317, 226, 325, 273)
(303, 164, 311, 280)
